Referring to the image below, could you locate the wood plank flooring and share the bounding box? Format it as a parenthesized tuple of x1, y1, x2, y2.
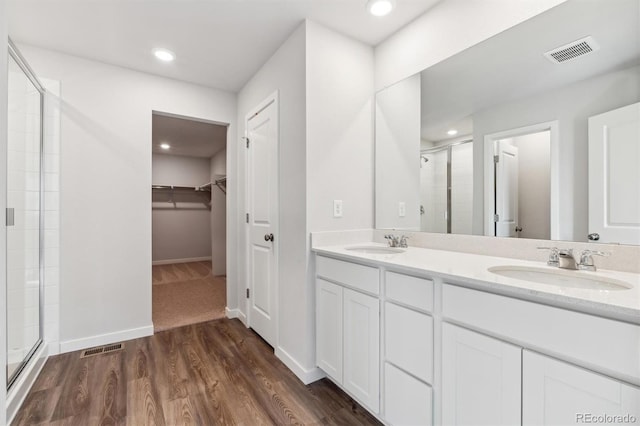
(13, 319, 381, 426)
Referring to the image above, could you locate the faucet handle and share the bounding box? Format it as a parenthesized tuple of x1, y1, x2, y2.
(537, 247, 559, 266)
(578, 249, 611, 271)
(399, 235, 409, 248)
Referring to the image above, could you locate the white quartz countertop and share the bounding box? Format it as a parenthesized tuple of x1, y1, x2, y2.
(312, 243, 640, 324)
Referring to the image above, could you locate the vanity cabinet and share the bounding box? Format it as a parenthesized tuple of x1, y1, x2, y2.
(441, 323, 521, 425)
(523, 351, 640, 425)
(316, 256, 380, 413)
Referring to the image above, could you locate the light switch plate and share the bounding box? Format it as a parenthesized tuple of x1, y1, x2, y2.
(398, 202, 406, 217)
(333, 200, 343, 218)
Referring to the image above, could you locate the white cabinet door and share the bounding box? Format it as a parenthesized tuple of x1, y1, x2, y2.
(385, 362, 432, 426)
(344, 288, 380, 413)
(442, 323, 521, 426)
(523, 350, 640, 426)
(316, 278, 343, 382)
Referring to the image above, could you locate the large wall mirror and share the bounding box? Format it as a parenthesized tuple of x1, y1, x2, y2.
(375, 0, 640, 245)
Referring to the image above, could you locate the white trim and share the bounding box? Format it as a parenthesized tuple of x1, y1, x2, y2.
(275, 346, 326, 385)
(152, 256, 212, 266)
(6, 343, 48, 425)
(244, 90, 280, 348)
(59, 324, 154, 353)
(483, 121, 560, 239)
(226, 307, 248, 326)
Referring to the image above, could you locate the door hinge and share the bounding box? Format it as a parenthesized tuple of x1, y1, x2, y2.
(246, 288, 250, 299)
(494, 214, 499, 222)
(6, 208, 14, 227)
(245, 138, 250, 148)
(246, 213, 249, 223)
(494, 155, 499, 163)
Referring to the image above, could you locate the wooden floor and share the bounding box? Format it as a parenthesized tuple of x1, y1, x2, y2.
(13, 319, 380, 426)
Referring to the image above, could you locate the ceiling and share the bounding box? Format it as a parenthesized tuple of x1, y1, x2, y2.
(419, 0, 640, 142)
(152, 113, 227, 158)
(7, 0, 441, 92)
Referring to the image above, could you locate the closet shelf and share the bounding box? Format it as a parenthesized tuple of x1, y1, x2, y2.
(151, 184, 212, 209)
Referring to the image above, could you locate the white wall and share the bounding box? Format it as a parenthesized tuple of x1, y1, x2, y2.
(1, 0, 9, 420)
(210, 148, 226, 276)
(306, 21, 375, 232)
(374, 0, 568, 90)
(236, 22, 308, 373)
(374, 74, 420, 230)
(473, 65, 640, 240)
(18, 45, 237, 352)
(151, 154, 212, 262)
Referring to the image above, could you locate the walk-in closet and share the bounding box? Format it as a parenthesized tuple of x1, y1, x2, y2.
(151, 112, 227, 331)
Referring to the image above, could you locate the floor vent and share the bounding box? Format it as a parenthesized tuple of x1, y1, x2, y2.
(544, 36, 599, 64)
(80, 343, 124, 358)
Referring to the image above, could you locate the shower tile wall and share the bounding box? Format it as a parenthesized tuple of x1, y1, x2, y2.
(42, 79, 60, 353)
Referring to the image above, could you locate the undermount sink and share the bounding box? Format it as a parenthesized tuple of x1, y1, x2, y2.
(488, 265, 632, 291)
(346, 245, 405, 255)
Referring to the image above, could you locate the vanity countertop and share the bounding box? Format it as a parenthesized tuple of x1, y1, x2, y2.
(313, 243, 640, 324)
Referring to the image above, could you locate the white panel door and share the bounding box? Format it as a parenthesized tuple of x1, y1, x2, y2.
(246, 94, 278, 347)
(344, 288, 380, 413)
(495, 140, 519, 237)
(442, 323, 521, 426)
(316, 278, 343, 382)
(523, 350, 640, 425)
(588, 102, 640, 244)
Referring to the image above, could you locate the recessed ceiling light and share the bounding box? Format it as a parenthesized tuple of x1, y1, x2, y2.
(160, 143, 171, 150)
(153, 48, 175, 62)
(447, 129, 458, 136)
(367, 0, 395, 16)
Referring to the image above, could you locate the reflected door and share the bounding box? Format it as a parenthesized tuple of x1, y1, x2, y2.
(588, 102, 640, 245)
(6, 53, 43, 386)
(495, 141, 519, 237)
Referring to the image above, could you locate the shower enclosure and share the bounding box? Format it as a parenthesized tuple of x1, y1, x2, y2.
(419, 140, 473, 234)
(6, 40, 45, 389)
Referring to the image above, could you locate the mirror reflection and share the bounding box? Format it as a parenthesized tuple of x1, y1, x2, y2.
(375, 0, 640, 245)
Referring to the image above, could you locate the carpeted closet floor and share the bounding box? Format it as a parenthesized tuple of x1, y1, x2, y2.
(152, 261, 226, 332)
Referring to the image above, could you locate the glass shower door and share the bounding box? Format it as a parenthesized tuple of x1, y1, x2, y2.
(6, 49, 43, 387)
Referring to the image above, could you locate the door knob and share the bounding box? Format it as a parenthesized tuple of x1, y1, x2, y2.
(588, 233, 600, 241)
(264, 233, 274, 242)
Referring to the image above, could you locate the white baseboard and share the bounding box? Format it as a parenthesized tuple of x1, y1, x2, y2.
(225, 307, 247, 326)
(275, 346, 326, 385)
(152, 256, 212, 266)
(6, 342, 48, 425)
(59, 324, 154, 353)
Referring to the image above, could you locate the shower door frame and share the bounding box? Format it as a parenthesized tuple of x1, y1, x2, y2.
(6, 38, 46, 390)
(420, 139, 472, 233)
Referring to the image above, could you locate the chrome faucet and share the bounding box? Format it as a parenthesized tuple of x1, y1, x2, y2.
(385, 234, 409, 248)
(577, 249, 610, 271)
(557, 249, 578, 270)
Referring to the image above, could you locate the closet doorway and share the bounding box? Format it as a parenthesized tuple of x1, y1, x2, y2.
(151, 111, 228, 332)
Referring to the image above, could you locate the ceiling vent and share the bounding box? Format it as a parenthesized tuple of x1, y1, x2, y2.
(544, 36, 600, 64)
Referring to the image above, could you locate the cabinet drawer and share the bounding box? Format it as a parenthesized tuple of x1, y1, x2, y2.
(443, 284, 640, 385)
(385, 271, 433, 312)
(385, 362, 432, 426)
(385, 302, 433, 384)
(317, 256, 379, 295)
